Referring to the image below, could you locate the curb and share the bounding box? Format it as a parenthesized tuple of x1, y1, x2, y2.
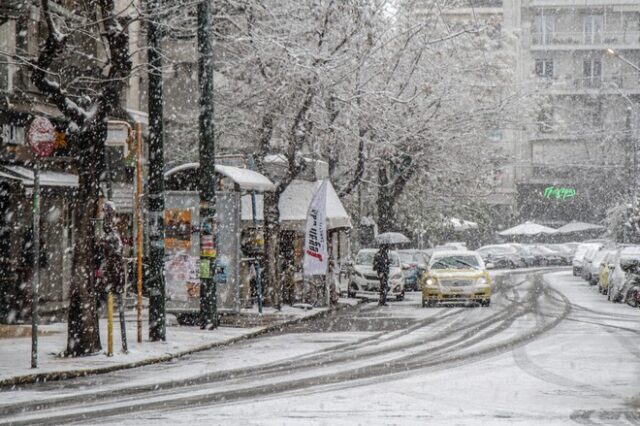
(0, 300, 364, 388)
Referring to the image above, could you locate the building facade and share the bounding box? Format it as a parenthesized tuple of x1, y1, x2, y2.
(0, 0, 145, 322)
(504, 0, 640, 224)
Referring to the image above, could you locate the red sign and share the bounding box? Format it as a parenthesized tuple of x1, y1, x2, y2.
(27, 117, 56, 158)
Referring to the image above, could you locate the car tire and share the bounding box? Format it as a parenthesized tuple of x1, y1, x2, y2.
(482, 299, 491, 307)
(422, 299, 434, 308)
(347, 283, 356, 299)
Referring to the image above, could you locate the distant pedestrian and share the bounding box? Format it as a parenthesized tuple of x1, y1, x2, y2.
(373, 244, 391, 306)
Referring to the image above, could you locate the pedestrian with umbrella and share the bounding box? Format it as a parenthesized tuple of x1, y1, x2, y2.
(373, 232, 410, 306)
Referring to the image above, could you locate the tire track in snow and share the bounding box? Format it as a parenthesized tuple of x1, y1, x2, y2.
(0, 271, 570, 426)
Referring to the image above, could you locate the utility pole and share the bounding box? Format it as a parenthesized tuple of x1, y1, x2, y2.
(147, 0, 166, 341)
(197, 0, 218, 329)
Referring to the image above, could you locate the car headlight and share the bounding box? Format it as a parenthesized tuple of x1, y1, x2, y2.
(476, 277, 489, 287)
(391, 272, 403, 280)
(425, 278, 436, 286)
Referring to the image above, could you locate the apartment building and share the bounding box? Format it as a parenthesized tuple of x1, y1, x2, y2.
(504, 0, 640, 224)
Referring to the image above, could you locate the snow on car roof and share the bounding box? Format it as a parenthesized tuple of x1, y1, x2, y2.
(430, 250, 479, 258)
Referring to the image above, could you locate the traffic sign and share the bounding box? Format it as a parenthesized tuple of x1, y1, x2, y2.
(27, 117, 56, 158)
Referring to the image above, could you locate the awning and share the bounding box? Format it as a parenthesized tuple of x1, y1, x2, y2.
(1, 165, 78, 187)
(279, 179, 351, 231)
(555, 221, 604, 234)
(164, 162, 275, 192)
(498, 221, 557, 236)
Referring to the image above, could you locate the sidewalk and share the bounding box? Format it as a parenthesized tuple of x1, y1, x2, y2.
(0, 298, 359, 388)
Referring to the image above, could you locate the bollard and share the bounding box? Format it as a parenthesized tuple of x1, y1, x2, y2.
(107, 291, 114, 357)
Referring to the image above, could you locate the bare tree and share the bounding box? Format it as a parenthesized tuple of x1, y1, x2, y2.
(28, 0, 132, 355)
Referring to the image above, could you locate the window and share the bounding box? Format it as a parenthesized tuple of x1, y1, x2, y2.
(583, 58, 602, 87)
(535, 59, 554, 78)
(537, 105, 554, 133)
(534, 13, 555, 45)
(590, 102, 603, 127)
(583, 14, 604, 44)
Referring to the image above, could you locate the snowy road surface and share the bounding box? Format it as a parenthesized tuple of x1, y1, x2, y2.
(1, 270, 639, 425)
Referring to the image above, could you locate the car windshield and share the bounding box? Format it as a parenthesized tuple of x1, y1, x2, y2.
(398, 252, 414, 263)
(575, 244, 601, 260)
(430, 255, 481, 270)
(592, 250, 609, 263)
(355, 251, 400, 267)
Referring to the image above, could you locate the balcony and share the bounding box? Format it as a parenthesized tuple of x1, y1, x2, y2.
(528, 0, 640, 7)
(535, 74, 640, 95)
(530, 31, 640, 50)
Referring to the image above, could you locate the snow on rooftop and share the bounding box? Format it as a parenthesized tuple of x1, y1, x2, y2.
(279, 179, 351, 230)
(2, 165, 79, 187)
(164, 163, 275, 192)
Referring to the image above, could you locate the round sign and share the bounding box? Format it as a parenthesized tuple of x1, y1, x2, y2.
(27, 117, 56, 158)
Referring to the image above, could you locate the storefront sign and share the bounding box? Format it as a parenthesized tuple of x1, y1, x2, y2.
(27, 117, 56, 157)
(543, 186, 577, 200)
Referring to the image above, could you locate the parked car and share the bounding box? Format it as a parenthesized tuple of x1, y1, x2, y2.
(608, 247, 640, 303)
(507, 243, 538, 267)
(528, 245, 565, 266)
(581, 245, 605, 282)
(421, 250, 491, 307)
(572, 243, 603, 276)
(476, 244, 523, 269)
(398, 250, 430, 291)
(546, 244, 574, 265)
(586, 248, 616, 286)
(348, 249, 405, 300)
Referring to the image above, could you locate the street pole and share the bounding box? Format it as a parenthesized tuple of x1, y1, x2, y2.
(247, 155, 263, 313)
(135, 123, 144, 343)
(147, 1, 166, 341)
(198, 0, 218, 329)
(31, 161, 40, 369)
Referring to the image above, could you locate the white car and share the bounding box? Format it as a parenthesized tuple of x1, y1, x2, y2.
(348, 249, 405, 301)
(581, 245, 605, 282)
(572, 243, 602, 277)
(585, 248, 615, 286)
(608, 246, 640, 303)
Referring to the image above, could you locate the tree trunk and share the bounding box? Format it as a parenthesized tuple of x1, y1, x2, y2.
(66, 133, 102, 356)
(377, 162, 395, 233)
(262, 191, 281, 309)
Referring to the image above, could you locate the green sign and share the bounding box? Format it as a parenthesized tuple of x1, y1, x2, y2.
(543, 186, 577, 200)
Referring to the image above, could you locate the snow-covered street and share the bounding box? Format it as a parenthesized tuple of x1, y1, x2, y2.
(1, 269, 639, 425)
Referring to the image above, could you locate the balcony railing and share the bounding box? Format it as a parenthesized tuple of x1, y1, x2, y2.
(536, 74, 640, 92)
(531, 31, 640, 46)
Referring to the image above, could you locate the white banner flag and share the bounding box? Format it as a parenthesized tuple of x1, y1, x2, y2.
(303, 180, 329, 276)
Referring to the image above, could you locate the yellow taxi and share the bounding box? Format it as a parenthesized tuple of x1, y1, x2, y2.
(421, 250, 491, 307)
